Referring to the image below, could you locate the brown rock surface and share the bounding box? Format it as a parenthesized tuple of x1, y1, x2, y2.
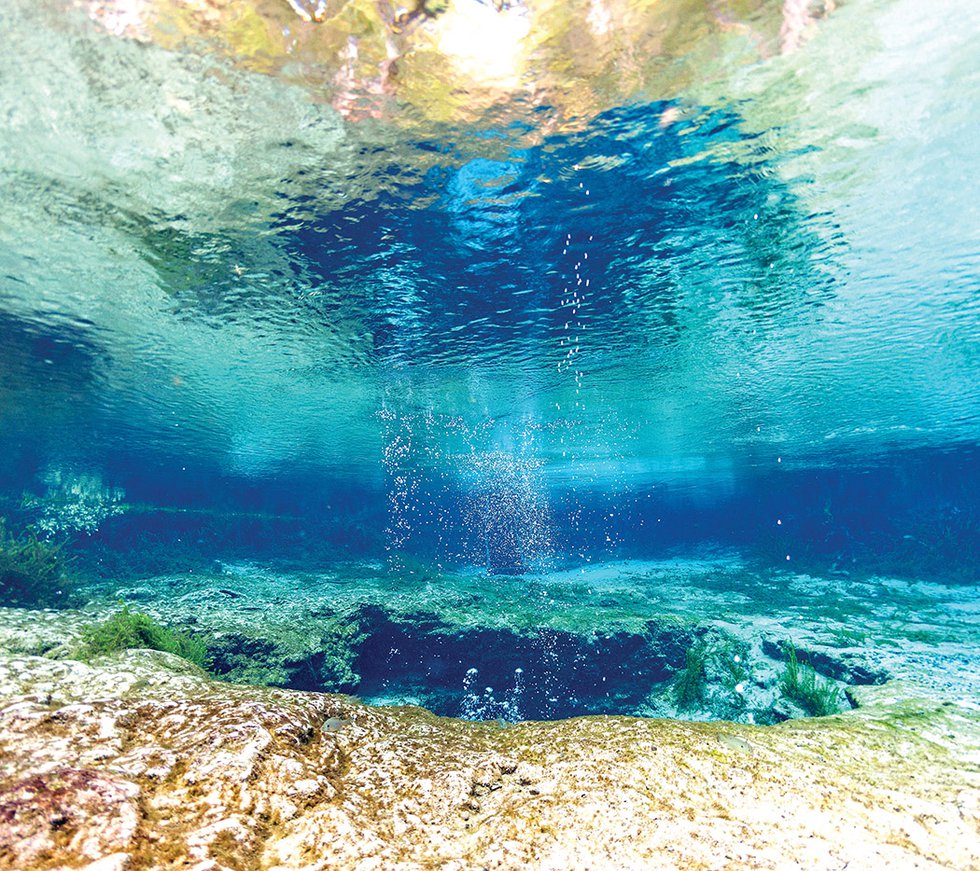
(0, 645, 977, 870)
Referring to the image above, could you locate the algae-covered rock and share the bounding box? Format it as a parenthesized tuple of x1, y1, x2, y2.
(0, 642, 977, 870)
(0, 768, 140, 868)
(203, 613, 363, 691)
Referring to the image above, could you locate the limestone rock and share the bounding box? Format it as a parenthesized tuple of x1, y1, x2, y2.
(0, 647, 977, 870)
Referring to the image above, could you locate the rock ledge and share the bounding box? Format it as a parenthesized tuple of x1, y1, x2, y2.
(1, 645, 977, 870)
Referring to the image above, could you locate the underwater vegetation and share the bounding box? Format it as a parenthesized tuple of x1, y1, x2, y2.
(668, 637, 758, 719)
(77, 607, 210, 670)
(672, 641, 709, 710)
(0, 518, 75, 608)
(780, 644, 842, 717)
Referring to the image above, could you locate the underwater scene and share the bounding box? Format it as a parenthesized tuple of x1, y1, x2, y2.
(0, 0, 978, 866)
(0, 0, 978, 724)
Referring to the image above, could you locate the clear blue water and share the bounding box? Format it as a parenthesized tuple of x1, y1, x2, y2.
(0, 0, 977, 718)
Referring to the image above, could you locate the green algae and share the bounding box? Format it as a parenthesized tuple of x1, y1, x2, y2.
(77, 607, 210, 669)
(0, 519, 76, 608)
(206, 613, 363, 690)
(780, 644, 842, 717)
(672, 642, 709, 710)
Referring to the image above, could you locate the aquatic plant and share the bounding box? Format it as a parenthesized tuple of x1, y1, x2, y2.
(673, 642, 709, 710)
(716, 640, 750, 686)
(780, 644, 842, 717)
(713, 641, 752, 711)
(79, 608, 210, 669)
(0, 518, 75, 608)
(830, 627, 868, 646)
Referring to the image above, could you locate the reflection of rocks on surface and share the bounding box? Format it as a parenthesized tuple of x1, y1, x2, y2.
(81, 0, 812, 125)
(0, 647, 978, 870)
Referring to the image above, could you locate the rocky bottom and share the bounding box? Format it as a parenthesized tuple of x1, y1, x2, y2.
(0, 646, 977, 870)
(1, 559, 977, 868)
(0, 597, 873, 726)
(44, 556, 967, 726)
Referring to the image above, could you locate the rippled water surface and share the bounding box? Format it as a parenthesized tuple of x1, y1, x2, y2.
(0, 0, 977, 716)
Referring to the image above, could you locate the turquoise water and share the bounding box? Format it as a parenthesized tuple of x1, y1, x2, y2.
(0, 0, 977, 720)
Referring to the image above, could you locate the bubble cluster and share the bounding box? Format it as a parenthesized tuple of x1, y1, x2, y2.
(463, 451, 552, 573)
(460, 666, 525, 722)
